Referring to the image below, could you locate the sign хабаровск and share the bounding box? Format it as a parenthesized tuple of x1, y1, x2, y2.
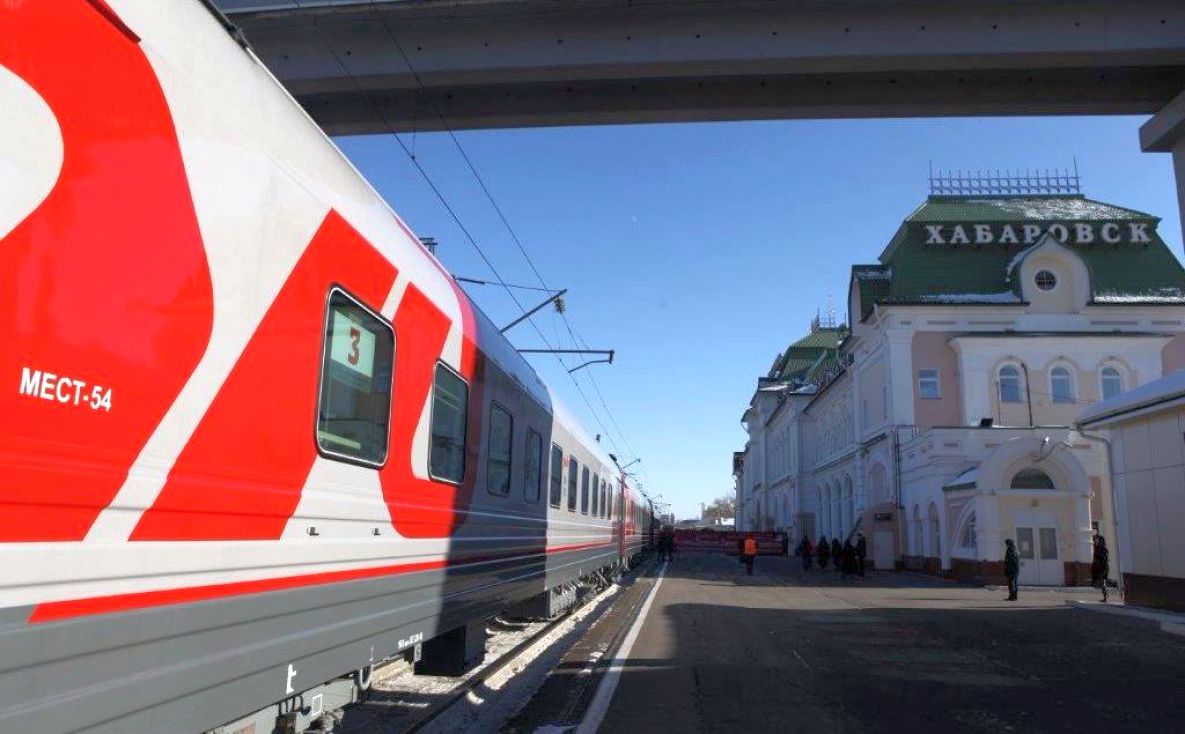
(921, 222, 1152, 246)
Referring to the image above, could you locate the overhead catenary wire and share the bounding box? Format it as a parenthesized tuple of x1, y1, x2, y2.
(359, 0, 646, 469)
(286, 0, 642, 474)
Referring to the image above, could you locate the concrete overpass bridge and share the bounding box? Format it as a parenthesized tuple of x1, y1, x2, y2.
(214, 0, 1185, 237)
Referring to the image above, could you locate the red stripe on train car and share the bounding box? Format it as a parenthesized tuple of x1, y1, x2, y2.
(27, 540, 616, 623)
(379, 281, 485, 538)
(131, 212, 397, 540)
(0, 1, 214, 540)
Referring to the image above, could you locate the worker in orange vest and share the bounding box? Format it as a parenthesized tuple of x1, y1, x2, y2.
(742, 535, 758, 576)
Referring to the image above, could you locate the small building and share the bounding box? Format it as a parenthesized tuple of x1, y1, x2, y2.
(1078, 371, 1185, 611)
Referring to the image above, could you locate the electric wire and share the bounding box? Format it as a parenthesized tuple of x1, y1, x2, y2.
(360, 0, 647, 476)
(285, 0, 643, 483)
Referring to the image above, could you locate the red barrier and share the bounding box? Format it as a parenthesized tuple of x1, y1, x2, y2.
(671, 529, 787, 556)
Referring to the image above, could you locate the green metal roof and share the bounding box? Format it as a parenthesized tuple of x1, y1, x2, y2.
(905, 195, 1154, 224)
(854, 194, 1185, 320)
(768, 326, 847, 382)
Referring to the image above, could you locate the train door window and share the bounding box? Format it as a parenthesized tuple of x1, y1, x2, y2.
(549, 445, 563, 507)
(580, 467, 590, 514)
(525, 428, 543, 503)
(316, 288, 395, 467)
(429, 362, 468, 483)
(486, 403, 512, 496)
(591, 473, 599, 516)
(567, 457, 578, 511)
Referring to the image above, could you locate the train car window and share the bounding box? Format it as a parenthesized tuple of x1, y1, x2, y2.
(567, 457, 578, 511)
(525, 429, 543, 503)
(316, 288, 395, 467)
(429, 362, 468, 483)
(591, 473, 599, 516)
(549, 445, 563, 507)
(600, 481, 608, 518)
(580, 467, 590, 514)
(486, 403, 512, 496)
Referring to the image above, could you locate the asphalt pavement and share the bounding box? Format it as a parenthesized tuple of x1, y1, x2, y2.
(585, 553, 1185, 734)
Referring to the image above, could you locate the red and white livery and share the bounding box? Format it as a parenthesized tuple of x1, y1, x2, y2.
(0, 2, 653, 732)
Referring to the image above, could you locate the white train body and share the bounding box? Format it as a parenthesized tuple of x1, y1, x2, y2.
(0, 1, 652, 731)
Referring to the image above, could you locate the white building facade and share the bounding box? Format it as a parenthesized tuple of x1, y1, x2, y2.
(736, 186, 1185, 584)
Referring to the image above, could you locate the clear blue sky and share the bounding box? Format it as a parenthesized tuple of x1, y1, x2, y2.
(337, 116, 1183, 520)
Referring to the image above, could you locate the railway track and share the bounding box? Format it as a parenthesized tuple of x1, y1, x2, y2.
(324, 569, 638, 734)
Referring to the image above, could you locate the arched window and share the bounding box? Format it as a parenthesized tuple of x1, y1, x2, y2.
(928, 503, 941, 558)
(958, 513, 977, 550)
(998, 365, 1022, 403)
(912, 505, 923, 556)
(1010, 467, 1056, 490)
(1050, 366, 1074, 403)
(1101, 366, 1123, 400)
(869, 463, 888, 506)
(844, 478, 855, 537)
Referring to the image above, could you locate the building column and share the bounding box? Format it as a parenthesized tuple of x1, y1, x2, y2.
(885, 329, 915, 426)
(1073, 488, 1094, 565)
(1140, 89, 1185, 250)
(976, 492, 1002, 565)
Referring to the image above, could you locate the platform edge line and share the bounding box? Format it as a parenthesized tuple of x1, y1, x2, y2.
(575, 560, 667, 734)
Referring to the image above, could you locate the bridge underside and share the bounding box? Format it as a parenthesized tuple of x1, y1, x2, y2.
(296, 66, 1185, 135)
(216, 0, 1185, 242)
(219, 0, 1185, 134)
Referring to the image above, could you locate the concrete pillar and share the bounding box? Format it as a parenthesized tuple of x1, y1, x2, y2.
(1140, 90, 1185, 251)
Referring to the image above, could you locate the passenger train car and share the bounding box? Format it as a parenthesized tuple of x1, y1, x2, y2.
(0, 1, 653, 731)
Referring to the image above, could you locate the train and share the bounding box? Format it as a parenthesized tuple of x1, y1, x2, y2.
(0, 1, 655, 732)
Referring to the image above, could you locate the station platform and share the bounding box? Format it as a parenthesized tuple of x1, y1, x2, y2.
(557, 553, 1185, 733)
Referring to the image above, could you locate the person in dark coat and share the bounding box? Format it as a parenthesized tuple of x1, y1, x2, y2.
(1004, 538, 1020, 601)
(855, 533, 867, 577)
(831, 537, 842, 571)
(1091, 535, 1111, 603)
(841, 540, 858, 579)
(816, 535, 830, 570)
(798, 536, 814, 572)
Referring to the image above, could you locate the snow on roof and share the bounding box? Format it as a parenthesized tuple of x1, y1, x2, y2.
(856, 268, 892, 280)
(916, 292, 1022, 304)
(961, 197, 1148, 221)
(944, 466, 978, 489)
(1004, 238, 1047, 280)
(1093, 291, 1185, 304)
(1077, 369, 1185, 426)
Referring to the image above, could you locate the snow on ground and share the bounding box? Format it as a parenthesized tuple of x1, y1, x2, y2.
(330, 582, 624, 734)
(420, 583, 623, 734)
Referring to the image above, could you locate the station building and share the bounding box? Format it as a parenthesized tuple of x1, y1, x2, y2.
(736, 181, 1185, 585)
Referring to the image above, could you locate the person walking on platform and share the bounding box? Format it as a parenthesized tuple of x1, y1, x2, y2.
(855, 533, 867, 577)
(831, 537, 842, 571)
(1004, 538, 1020, 601)
(816, 535, 830, 570)
(742, 534, 758, 576)
(1092, 534, 1111, 603)
(798, 536, 814, 572)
